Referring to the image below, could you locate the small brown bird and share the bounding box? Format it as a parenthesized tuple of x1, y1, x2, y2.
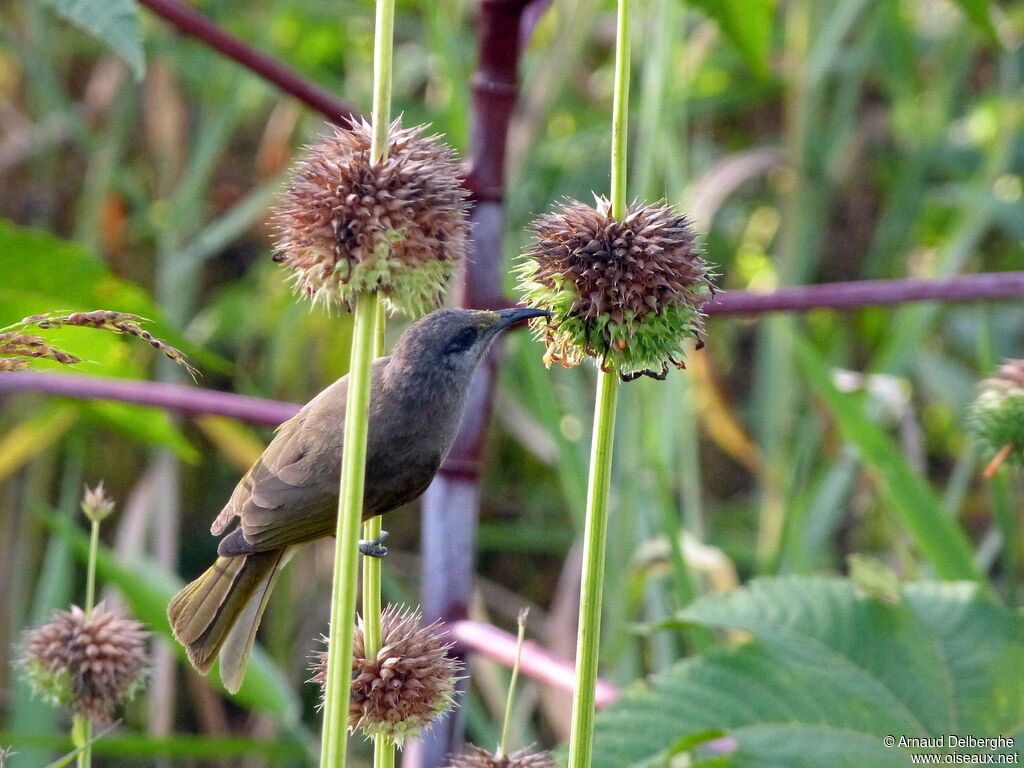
(168, 307, 547, 692)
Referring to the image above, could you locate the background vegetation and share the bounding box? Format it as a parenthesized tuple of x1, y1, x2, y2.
(0, 0, 1021, 765)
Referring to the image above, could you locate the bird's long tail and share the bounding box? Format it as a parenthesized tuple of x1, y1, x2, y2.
(167, 548, 286, 693)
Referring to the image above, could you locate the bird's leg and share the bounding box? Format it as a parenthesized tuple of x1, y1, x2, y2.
(358, 530, 390, 558)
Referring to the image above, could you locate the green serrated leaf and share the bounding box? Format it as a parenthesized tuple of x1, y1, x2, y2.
(595, 577, 1024, 768)
(41, 0, 145, 80)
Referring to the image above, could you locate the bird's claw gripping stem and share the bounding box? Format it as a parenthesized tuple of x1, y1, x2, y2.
(358, 530, 390, 558)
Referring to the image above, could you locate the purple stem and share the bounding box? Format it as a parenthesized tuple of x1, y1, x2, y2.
(405, 3, 537, 764)
(705, 271, 1024, 315)
(137, 0, 359, 125)
(2, 272, 1021, 423)
(0, 371, 298, 425)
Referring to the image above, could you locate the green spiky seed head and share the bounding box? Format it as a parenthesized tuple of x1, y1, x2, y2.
(271, 119, 471, 317)
(516, 196, 714, 379)
(21, 604, 150, 722)
(310, 606, 462, 746)
(969, 359, 1024, 464)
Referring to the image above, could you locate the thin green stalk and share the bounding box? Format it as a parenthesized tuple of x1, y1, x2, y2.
(568, 370, 619, 768)
(363, 303, 386, 661)
(609, 0, 631, 220)
(320, 291, 379, 768)
(569, 0, 629, 764)
(497, 609, 529, 759)
(321, 0, 395, 760)
(74, 515, 101, 768)
(84, 519, 99, 617)
(370, 0, 395, 164)
(373, 737, 396, 768)
(368, 0, 394, 735)
(71, 715, 90, 768)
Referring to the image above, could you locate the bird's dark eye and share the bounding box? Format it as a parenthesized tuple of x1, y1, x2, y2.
(444, 327, 478, 355)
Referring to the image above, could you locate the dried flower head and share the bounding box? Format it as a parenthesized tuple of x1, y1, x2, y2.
(81, 482, 115, 523)
(310, 606, 461, 744)
(22, 603, 150, 722)
(0, 358, 29, 371)
(969, 359, 1024, 468)
(272, 119, 471, 317)
(517, 196, 714, 380)
(444, 745, 557, 768)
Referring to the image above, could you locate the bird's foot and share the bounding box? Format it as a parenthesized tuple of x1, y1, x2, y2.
(358, 531, 389, 558)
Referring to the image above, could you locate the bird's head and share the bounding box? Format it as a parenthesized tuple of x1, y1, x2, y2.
(388, 307, 551, 381)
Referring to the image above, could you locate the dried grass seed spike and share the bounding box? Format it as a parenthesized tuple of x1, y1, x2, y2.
(444, 745, 558, 768)
(272, 119, 471, 317)
(309, 605, 462, 745)
(516, 195, 714, 379)
(21, 603, 150, 722)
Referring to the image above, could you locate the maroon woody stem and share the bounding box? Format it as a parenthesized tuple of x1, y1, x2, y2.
(704, 271, 1024, 315)
(404, 2, 537, 766)
(2, 272, 1022, 422)
(137, 0, 359, 125)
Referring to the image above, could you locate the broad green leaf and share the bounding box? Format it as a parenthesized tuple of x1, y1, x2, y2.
(688, 0, 774, 78)
(41, 0, 145, 80)
(0, 219, 219, 374)
(795, 337, 981, 582)
(81, 401, 199, 464)
(45, 514, 302, 726)
(593, 577, 1024, 768)
(0, 404, 77, 481)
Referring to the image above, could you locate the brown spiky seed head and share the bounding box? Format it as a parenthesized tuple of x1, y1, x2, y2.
(310, 606, 462, 745)
(969, 359, 1024, 464)
(517, 196, 714, 378)
(271, 119, 471, 317)
(444, 745, 558, 768)
(22, 603, 150, 722)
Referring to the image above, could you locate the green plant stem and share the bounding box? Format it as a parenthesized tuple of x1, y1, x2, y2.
(71, 715, 90, 768)
(497, 610, 529, 759)
(370, 0, 395, 164)
(321, 0, 395, 760)
(362, 303, 386, 662)
(320, 291, 379, 768)
(374, 737, 396, 768)
(84, 518, 99, 616)
(567, 369, 619, 768)
(568, 0, 629, 763)
(74, 516, 101, 768)
(609, 0, 631, 220)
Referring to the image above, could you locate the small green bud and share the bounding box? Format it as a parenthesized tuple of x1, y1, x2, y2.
(968, 359, 1024, 472)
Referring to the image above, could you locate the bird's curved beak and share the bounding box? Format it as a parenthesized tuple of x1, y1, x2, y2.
(494, 307, 551, 330)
